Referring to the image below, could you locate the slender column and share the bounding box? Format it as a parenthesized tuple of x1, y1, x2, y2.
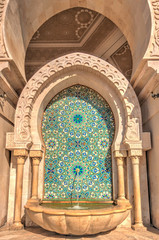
(130, 156, 144, 230)
(29, 151, 42, 204)
(116, 157, 125, 200)
(12, 149, 28, 229)
(31, 157, 41, 199)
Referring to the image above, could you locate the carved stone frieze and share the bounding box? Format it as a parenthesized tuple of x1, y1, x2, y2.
(14, 53, 142, 150)
(128, 149, 143, 157)
(14, 149, 28, 158)
(30, 150, 43, 159)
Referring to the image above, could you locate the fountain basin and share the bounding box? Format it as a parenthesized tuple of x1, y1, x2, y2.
(25, 203, 131, 235)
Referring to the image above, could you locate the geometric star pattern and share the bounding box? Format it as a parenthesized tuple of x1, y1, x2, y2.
(42, 85, 115, 201)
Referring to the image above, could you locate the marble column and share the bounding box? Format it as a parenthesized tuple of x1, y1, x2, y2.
(12, 149, 28, 229)
(131, 156, 144, 230)
(31, 157, 40, 199)
(116, 157, 126, 200)
(28, 151, 42, 205)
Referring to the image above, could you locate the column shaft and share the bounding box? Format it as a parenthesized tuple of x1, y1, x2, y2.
(131, 156, 143, 228)
(26, 151, 42, 207)
(14, 156, 25, 228)
(31, 158, 40, 199)
(116, 157, 125, 200)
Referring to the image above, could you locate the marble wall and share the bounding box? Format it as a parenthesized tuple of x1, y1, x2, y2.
(1, 0, 156, 229)
(0, 98, 15, 227)
(141, 82, 159, 229)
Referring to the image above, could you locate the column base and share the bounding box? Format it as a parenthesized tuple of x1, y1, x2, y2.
(26, 198, 40, 207)
(10, 222, 24, 230)
(114, 199, 131, 208)
(132, 223, 146, 231)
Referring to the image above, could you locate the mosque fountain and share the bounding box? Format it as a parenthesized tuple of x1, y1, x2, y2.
(25, 197, 131, 235)
(25, 85, 132, 235)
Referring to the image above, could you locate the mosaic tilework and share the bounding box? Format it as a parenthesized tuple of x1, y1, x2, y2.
(42, 85, 115, 201)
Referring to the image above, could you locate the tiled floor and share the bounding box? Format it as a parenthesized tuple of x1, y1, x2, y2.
(0, 227, 159, 240)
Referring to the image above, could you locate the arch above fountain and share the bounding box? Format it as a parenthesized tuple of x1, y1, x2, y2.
(3, 0, 152, 80)
(6, 52, 144, 155)
(6, 53, 151, 233)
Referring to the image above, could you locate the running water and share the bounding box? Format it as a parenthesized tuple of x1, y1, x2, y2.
(68, 168, 88, 210)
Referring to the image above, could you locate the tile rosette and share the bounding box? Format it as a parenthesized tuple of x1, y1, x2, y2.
(42, 85, 115, 201)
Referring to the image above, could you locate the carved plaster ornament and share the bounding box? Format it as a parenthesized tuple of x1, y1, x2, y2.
(115, 43, 129, 56)
(75, 9, 94, 38)
(0, 0, 157, 60)
(151, 0, 159, 56)
(0, 0, 8, 57)
(0, 88, 7, 108)
(125, 118, 140, 141)
(14, 53, 142, 150)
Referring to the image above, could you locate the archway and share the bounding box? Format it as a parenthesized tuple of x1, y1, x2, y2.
(3, 0, 151, 79)
(6, 53, 150, 232)
(12, 52, 142, 150)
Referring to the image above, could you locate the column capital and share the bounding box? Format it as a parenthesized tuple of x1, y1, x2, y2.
(30, 150, 43, 166)
(128, 149, 142, 157)
(14, 149, 28, 165)
(14, 149, 28, 157)
(116, 157, 125, 166)
(30, 150, 43, 159)
(114, 150, 127, 158)
(130, 156, 140, 165)
(32, 158, 41, 166)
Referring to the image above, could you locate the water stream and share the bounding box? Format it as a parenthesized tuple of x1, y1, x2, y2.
(41, 168, 114, 210)
(68, 168, 88, 210)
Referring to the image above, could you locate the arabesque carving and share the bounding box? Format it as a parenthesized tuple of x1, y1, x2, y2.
(0, 0, 8, 57)
(151, 0, 159, 56)
(0, 0, 5, 21)
(14, 53, 142, 148)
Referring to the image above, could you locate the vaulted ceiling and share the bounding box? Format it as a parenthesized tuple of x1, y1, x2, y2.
(25, 7, 132, 81)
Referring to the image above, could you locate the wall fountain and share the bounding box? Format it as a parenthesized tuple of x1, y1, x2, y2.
(25, 85, 131, 235)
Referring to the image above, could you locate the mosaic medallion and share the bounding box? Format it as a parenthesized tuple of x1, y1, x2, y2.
(42, 85, 115, 201)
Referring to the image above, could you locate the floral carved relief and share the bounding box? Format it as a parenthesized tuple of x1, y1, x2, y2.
(14, 53, 142, 149)
(0, 0, 8, 57)
(150, 0, 159, 56)
(0, 0, 5, 21)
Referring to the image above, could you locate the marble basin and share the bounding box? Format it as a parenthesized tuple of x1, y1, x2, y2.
(25, 203, 131, 235)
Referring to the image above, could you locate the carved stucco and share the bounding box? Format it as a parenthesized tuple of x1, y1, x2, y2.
(0, 0, 5, 22)
(13, 53, 142, 151)
(150, 0, 159, 56)
(0, 0, 8, 57)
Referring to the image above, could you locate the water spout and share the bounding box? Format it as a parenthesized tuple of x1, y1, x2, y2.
(68, 168, 88, 210)
(75, 168, 80, 207)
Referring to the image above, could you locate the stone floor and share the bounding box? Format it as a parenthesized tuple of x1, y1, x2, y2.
(0, 227, 159, 240)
